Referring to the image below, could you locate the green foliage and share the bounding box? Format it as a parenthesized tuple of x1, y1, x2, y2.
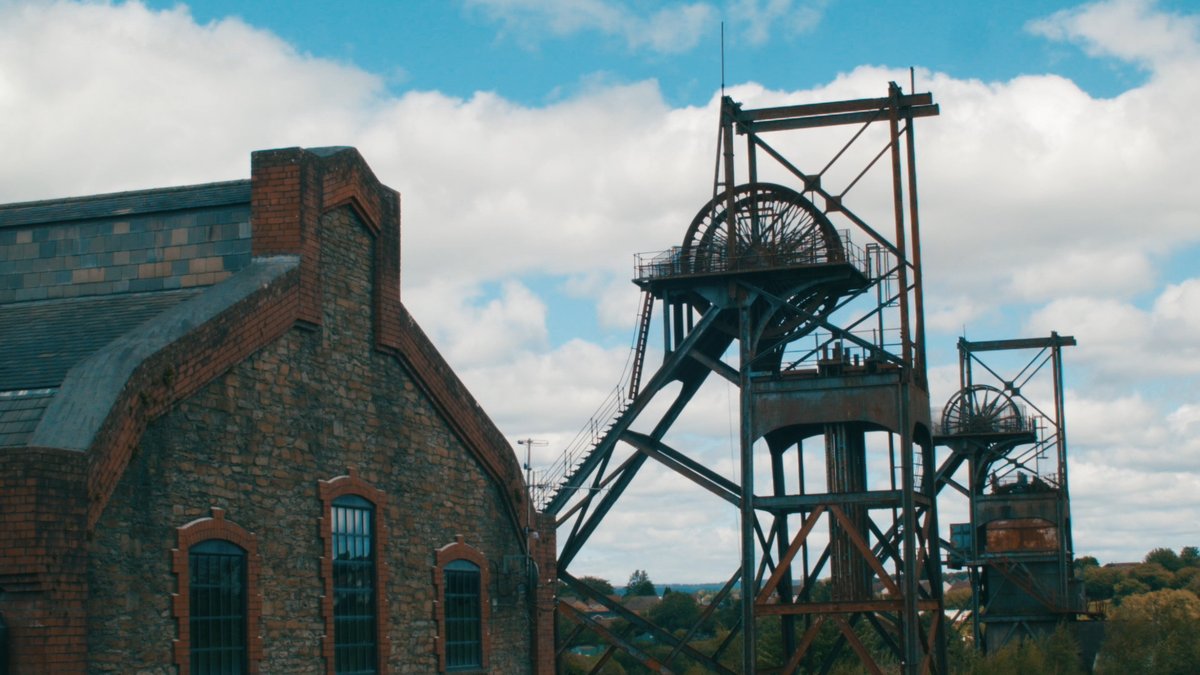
(1180, 546, 1199, 567)
(944, 585, 973, 609)
(1096, 588, 1200, 675)
(1129, 562, 1174, 591)
(956, 626, 1083, 675)
(625, 569, 657, 597)
(574, 575, 615, 598)
(647, 590, 707, 634)
(1082, 565, 1123, 601)
(1145, 547, 1183, 571)
(1113, 576, 1151, 602)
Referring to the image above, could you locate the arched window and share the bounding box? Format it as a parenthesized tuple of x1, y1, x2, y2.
(172, 507, 262, 675)
(433, 536, 490, 672)
(332, 494, 376, 674)
(443, 560, 482, 670)
(319, 470, 390, 675)
(189, 539, 248, 674)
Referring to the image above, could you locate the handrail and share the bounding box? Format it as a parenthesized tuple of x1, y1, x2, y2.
(532, 384, 630, 510)
(634, 229, 870, 281)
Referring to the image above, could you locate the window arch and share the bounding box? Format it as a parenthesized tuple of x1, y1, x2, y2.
(320, 469, 390, 675)
(433, 536, 491, 672)
(172, 507, 262, 675)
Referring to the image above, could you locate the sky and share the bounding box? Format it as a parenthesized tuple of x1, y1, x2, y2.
(1, 0, 1197, 585)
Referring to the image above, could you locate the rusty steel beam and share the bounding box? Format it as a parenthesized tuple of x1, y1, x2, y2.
(755, 599, 942, 616)
(736, 93, 935, 121)
(961, 335, 1077, 352)
(559, 571, 738, 675)
(756, 490, 905, 511)
(558, 603, 671, 674)
(742, 105, 940, 134)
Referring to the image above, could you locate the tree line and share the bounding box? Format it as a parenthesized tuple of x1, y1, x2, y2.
(560, 547, 1200, 674)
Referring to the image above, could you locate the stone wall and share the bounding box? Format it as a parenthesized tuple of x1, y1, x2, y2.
(85, 207, 534, 673)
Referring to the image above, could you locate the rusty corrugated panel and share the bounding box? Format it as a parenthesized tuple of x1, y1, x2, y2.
(985, 519, 1058, 552)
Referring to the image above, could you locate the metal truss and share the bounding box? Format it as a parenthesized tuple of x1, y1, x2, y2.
(546, 83, 946, 674)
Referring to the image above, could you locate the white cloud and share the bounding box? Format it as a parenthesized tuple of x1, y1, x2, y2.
(1027, 0, 1200, 70)
(0, 1, 381, 197)
(2, 0, 1199, 578)
(407, 279, 549, 368)
(729, 0, 825, 45)
(463, 0, 718, 54)
(1026, 278, 1200, 381)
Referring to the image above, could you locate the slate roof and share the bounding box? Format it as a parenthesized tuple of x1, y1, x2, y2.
(0, 180, 250, 228)
(0, 290, 201, 391)
(0, 180, 254, 448)
(0, 290, 201, 447)
(0, 389, 55, 448)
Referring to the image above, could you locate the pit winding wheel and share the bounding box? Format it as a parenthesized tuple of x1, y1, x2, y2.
(680, 183, 849, 346)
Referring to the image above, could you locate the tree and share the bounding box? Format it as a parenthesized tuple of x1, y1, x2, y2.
(625, 569, 657, 597)
(558, 575, 615, 600)
(1129, 562, 1174, 591)
(1145, 547, 1183, 572)
(956, 627, 1083, 675)
(647, 591, 704, 634)
(1112, 576, 1150, 602)
(581, 575, 616, 597)
(1179, 546, 1199, 568)
(1097, 588, 1200, 674)
(1082, 565, 1123, 601)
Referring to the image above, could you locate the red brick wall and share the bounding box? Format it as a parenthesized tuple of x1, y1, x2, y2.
(250, 147, 401, 335)
(0, 448, 88, 674)
(531, 512, 559, 675)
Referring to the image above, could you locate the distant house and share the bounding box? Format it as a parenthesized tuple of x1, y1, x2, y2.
(621, 594, 661, 616)
(0, 147, 556, 674)
(561, 597, 617, 623)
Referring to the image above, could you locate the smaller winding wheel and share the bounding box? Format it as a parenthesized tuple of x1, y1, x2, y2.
(940, 385, 1023, 435)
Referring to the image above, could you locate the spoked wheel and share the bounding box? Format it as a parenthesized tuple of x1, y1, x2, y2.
(940, 384, 1023, 435)
(680, 183, 849, 347)
(683, 183, 844, 274)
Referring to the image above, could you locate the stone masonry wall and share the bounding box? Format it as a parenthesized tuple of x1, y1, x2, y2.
(85, 207, 533, 673)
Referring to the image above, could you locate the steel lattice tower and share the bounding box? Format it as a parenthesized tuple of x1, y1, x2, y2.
(935, 334, 1091, 653)
(541, 84, 946, 674)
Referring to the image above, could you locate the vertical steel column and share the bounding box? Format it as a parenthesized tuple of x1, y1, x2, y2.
(1053, 332, 1073, 602)
(825, 424, 870, 600)
(770, 440, 798, 660)
(887, 81, 923, 674)
(738, 299, 757, 675)
(904, 103, 928, 384)
(722, 98, 739, 264)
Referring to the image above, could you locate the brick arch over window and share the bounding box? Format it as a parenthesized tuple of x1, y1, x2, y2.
(433, 536, 492, 672)
(171, 506, 263, 675)
(319, 468, 391, 675)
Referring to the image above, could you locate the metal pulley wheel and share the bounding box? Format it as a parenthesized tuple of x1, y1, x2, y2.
(940, 384, 1023, 435)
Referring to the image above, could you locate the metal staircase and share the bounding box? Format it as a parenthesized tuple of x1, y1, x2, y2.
(532, 287, 661, 512)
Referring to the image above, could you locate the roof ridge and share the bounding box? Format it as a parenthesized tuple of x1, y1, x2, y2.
(0, 179, 252, 228)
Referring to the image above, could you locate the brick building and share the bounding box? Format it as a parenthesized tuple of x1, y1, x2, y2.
(0, 147, 557, 674)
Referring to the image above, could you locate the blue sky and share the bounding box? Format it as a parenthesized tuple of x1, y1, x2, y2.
(2, 0, 1198, 584)
(149, 0, 1159, 104)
